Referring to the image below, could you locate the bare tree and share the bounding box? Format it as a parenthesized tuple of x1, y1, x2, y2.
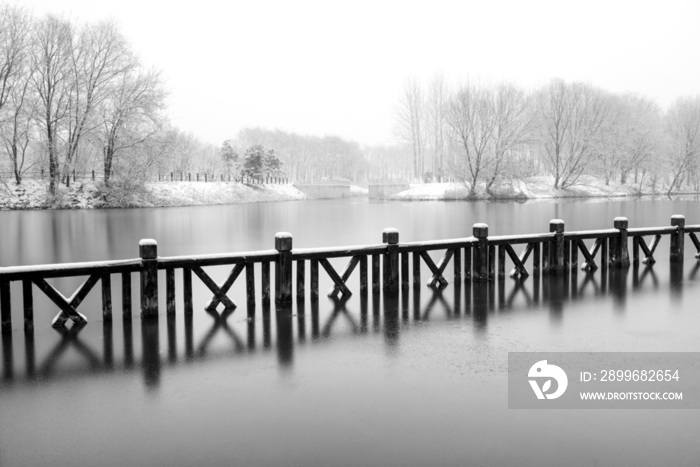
(98, 68, 165, 184)
(622, 97, 660, 186)
(445, 83, 496, 197)
(0, 5, 34, 184)
(63, 20, 133, 186)
(1, 62, 38, 184)
(31, 14, 73, 195)
(597, 94, 660, 186)
(426, 74, 448, 179)
(536, 79, 610, 188)
(664, 97, 700, 195)
(0, 5, 32, 117)
(486, 83, 533, 194)
(394, 78, 426, 180)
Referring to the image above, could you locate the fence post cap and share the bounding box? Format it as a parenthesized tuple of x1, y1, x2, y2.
(473, 223, 488, 238)
(549, 219, 565, 233)
(275, 232, 293, 251)
(671, 214, 686, 226)
(382, 228, 399, 244)
(613, 217, 629, 229)
(139, 239, 158, 259)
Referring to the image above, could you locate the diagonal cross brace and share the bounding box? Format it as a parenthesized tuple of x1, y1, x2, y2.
(507, 243, 532, 279)
(420, 250, 451, 288)
(328, 256, 361, 298)
(319, 258, 352, 298)
(638, 235, 661, 265)
(33, 277, 93, 328)
(578, 238, 602, 272)
(194, 264, 244, 311)
(688, 232, 700, 259)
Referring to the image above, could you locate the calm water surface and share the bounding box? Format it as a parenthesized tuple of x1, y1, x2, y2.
(1, 197, 700, 466)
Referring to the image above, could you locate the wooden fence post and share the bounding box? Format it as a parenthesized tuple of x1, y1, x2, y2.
(275, 232, 293, 303)
(473, 223, 489, 281)
(296, 260, 305, 301)
(611, 217, 630, 268)
(139, 239, 159, 318)
(382, 228, 399, 291)
(550, 219, 565, 274)
(671, 214, 685, 262)
(0, 279, 10, 334)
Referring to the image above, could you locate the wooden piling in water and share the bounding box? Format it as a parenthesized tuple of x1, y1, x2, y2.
(139, 239, 158, 318)
(497, 245, 506, 279)
(550, 219, 565, 273)
(412, 252, 421, 288)
(275, 232, 293, 303)
(488, 245, 496, 280)
(166, 268, 176, 315)
(611, 217, 630, 268)
(1, 280, 11, 334)
(310, 259, 319, 298)
(671, 215, 685, 262)
(296, 260, 304, 302)
(453, 248, 462, 281)
(360, 256, 368, 293)
(122, 272, 132, 318)
(473, 223, 489, 281)
(22, 279, 33, 330)
(183, 267, 193, 314)
(101, 274, 112, 321)
(247, 262, 256, 305)
(262, 262, 271, 303)
(464, 244, 472, 281)
(372, 254, 380, 291)
(382, 228, 399, 291)
(401, 252, 409, 288)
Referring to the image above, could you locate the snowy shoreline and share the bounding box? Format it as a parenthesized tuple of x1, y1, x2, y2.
(0, 180, 308, 210)
(387, 176, 697, 201)
(0, 176, 696, 210)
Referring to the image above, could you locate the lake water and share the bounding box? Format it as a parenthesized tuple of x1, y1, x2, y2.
(1, 197, 700, 466)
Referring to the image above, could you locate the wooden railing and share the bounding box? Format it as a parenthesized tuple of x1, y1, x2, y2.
(1, 215, 699, 334)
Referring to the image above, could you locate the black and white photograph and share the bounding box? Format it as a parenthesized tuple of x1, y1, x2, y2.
(1, 1, 699, 466)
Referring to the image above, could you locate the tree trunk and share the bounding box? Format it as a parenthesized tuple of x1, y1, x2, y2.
(47, 128, 59, 195)
(103, 146, 113, 186)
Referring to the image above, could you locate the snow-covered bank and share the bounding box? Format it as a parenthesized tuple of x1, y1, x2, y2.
(1, 175, 695, 210)
(0, 180, 307, 210)
(389, 176, 691, 201)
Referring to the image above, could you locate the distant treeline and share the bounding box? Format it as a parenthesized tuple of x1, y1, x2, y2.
(393, 75, 700, 196)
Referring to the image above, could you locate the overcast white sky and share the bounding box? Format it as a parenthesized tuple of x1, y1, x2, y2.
(15, 0, 700, 146)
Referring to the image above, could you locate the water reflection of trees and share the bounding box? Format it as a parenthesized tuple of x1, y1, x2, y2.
(0, 262, 693, 389)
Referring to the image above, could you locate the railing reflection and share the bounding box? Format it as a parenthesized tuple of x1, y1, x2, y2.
(0, 260, 694, 390)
